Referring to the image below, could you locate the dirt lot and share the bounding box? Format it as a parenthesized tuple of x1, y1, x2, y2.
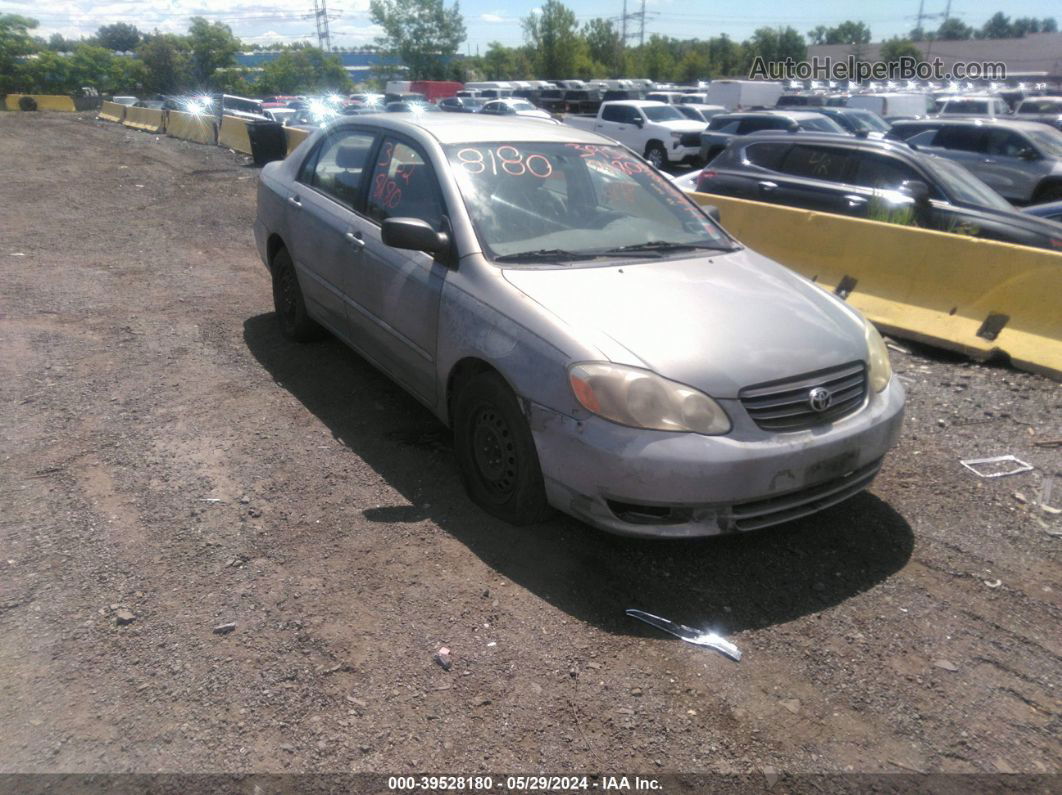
(0, 112, 1059, 782)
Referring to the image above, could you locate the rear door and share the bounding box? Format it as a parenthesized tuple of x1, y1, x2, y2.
(978, 128, 1050, 202)
(922, 125, 987, 176)
(767, 143, 857, 213)
(286, 127, 378, 335)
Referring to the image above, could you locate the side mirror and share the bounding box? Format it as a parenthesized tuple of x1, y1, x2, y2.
(381, 217, 450, 255)
(633, 116, 645, 128)
(899, 179, 930, 206)
(786, 122, 800, 133)
(1018, 147, 1039, 161)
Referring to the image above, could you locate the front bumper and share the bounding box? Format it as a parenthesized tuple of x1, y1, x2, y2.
(668, 142, 702, 163)
(530, 378, 905, 538)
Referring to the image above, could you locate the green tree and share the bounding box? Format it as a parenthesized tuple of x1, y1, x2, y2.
(1, 14, 39, 93)
(745, 26, 806, 66)
(879, 37, 923, 66)
(187, 17, 240, 86)
(809, 20, 871, 45)
(707, 34, 742, 76)
(1043, 18, 1058, 33)
(16, 50, 71, 92)
(936, 18, 973, 40)
(641, 34, 677, 81)
(480, 41, 534, 80)
(369, 0, 466, 80)
(583, 18, 623, 76)
(978, 12, 1012, 38)
(137, 33, 191, 94)
(256, 48, 351, 94)
(522, 0, 587, 79)
(96, 22, 141, 52)
(47, 33, 82, 51)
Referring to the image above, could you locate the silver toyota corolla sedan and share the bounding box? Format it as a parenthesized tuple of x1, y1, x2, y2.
(254, 114, 904, 537)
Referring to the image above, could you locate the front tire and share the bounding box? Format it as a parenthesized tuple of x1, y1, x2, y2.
(271, 248, 324, 342)
(453, 373, 553, 525)
(644, 142, 667, 170)
(1034, 182, 1062, 203)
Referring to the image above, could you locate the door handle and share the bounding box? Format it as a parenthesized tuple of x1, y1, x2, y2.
(287, 195, 302, 208)
(345, 231, 366, 249)
(844, 194, 867, 207)
(758, 181, 778, 193)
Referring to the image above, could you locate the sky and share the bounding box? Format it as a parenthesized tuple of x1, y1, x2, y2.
(2, 0, 1059, 52)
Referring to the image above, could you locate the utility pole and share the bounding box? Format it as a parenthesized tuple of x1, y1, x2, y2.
(915, 0, 925, 35)
(639, 0, 646, 46)
(621, 0, 627, 42)
(313, 0, 332, 52)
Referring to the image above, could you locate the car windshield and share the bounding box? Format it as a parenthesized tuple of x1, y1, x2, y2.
(845, 110, 891, 132)
(943, 100, 988, 114)
(643, 105, 684, 122)
(446, 142, 733, 261)
(1024, 127, 1062, 158)
(1018, 100, 1062, 114)
(511, 101, 535, 111)
(921, 156, 1014, 212)
(797, 116, 846, 132)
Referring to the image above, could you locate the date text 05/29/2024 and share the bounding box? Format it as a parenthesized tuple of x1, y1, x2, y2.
(387, 775, 663, 791)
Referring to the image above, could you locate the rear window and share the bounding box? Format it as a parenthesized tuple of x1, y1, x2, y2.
(708, 116, 740, 131)
(779, 145, 853, 182)
(942, 100, 989, 115)
(743, 142, 789, 169)
(1018, 100, 1062, 114)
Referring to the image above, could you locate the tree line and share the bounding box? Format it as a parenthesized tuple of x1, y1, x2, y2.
(1, 2, 1057, 98)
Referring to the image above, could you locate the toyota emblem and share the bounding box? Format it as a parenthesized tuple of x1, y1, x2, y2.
(808, 387, 833, 412)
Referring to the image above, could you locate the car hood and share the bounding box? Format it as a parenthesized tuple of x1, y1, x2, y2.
(503, 248, 868, 398)
(655, 119, 708, 132)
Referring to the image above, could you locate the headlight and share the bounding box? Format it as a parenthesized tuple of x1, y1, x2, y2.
(568, 363, 731, 435)
(864, 321, 893, 392)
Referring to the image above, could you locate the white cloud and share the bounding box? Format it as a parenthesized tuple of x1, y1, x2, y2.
(480, 13, 506, 23)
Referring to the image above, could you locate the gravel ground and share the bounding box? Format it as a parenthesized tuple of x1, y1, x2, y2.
(0, 112, 1059, 782)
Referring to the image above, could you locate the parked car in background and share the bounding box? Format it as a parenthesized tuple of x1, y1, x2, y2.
(846, 93, 935, 122)
(384, 102, 443, 114)
(566, 100, 706, 168)
(646, 91, 685, 105)
(1014, 96, 1062, 131)
(479, 98, 557, 122)
(112, 96, 138, 106)
(810, 107, 891, 136)
(936, 95, 1011, 118)
(776, 93, 827, 108)
(888, 118, 1062, 203)
(438, 96, 487, 113)
(674, 104, 727, 124)
(254, 114, 904, 536)
(700, 111, 848, 162)
(264, 108, 297, 125)
(690, 133, 1062, 251)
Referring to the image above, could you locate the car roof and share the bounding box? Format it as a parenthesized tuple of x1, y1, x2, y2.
(891, 117, 1051, 132)
(718, 110, 831, 120)
(604, 99, 669, 107)
(332, 114, 610, 145)
(730, 131, 915, 155)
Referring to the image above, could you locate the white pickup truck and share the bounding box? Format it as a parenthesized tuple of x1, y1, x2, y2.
(565, 100, 707, 168)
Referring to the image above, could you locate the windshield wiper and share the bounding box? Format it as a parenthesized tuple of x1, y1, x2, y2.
(602, 240, 736, 255)
(493, 248, 601, 263)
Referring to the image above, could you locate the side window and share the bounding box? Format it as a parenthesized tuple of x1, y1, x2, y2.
(366, 138, 446, 232)
(851, 154, 928, 192)
(299, 129, 376, 208)
(779, 145, 852, 182)
(935, 126, 984, 152)
(601, 105, 626, 123)
(743, 142, 789, 170)
(708, 118, 741, 134)
(985, 129, 1030, 158)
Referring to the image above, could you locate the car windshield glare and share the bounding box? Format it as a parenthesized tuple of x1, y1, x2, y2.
(642, 106, 684, 122)
(1024, 127, 1062, 158)
(799, 116, 845, 133)
(848, 111, 890, 132)
(446, 142, 732, 261)
(922, 155, 1014, 212)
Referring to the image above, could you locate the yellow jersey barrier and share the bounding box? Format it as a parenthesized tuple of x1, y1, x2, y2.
(97, 100, 126, 122)
(692, 192, 1062, 380)
(5, 94, 77, 112)
(218, 115, 252, 154)
(284, 126, 310, 156)
(122, 106, 166, 133)
(166, 110, 217, 145)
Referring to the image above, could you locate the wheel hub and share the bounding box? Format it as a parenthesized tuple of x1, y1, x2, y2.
(471, 408, 516, 496)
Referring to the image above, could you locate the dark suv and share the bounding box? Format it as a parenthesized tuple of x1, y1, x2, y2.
(694, 133, 1062, 251)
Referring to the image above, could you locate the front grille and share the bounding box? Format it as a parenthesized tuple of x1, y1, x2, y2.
(730, 458, 882, 531)
(679, 132, 702, 147)
(740, 361, 867, 432)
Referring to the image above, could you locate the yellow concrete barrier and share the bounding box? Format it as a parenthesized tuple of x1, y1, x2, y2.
(166, 109, 217, 145)
(97, 100, 126, 123)
(5, 94, 77, 112)
(122, 106, 166, 133)
(692, 192, 1062, 380)
(284, 126, 310, 156)
(218, 114, 252, 154)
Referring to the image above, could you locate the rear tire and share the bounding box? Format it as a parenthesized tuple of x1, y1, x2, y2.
(271, 248, 324, 342)
(453, 372, 554, 525)
(1034, 182, 1062, 203)
(644, 142, 667, 170)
